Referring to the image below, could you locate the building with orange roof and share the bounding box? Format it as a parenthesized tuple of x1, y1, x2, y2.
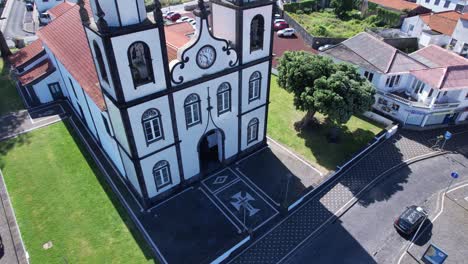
(401, 10, 468, 54)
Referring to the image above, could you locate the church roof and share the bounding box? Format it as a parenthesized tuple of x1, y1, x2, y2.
(8, 39, 45, 68)
(17, 59, 55, 86)
(36, 2, 106, 110)
(48, 1, 75, 19)
(18, 1, 197, 111)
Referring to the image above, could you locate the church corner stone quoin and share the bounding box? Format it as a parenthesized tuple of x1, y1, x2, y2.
(11, 0, 275, 209)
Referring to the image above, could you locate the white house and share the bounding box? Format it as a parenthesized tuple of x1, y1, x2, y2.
(401, 11, 464, 49)
(448, 14, 468, 56)
(9, 0, 274, 209)
(416, 0, 468, 13)
(322, 33, 468, 128)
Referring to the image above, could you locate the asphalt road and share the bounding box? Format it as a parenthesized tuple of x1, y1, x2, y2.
(3, 0, 33, 40)
(284, 152, 468, 264)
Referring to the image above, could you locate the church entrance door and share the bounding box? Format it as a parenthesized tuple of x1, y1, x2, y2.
(198, 129, 224, 174)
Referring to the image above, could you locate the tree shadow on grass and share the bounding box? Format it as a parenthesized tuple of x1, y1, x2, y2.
(296, 118, 378, 171)
(296, 118, 413, 207)
(62, 120, 156, 262)
(0, 133, 31, 170)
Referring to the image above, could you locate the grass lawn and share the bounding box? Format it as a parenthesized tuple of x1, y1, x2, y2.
(0, 58, 24, 116)
(268, 76, 384, 172)
(0, 122, 155, 263)
(288, 10, 382, 38)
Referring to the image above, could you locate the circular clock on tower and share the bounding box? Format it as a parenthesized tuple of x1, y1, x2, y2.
(196, 45, 216, 69)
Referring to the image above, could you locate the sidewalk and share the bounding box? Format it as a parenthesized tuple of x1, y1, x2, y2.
(229, 127, 468, 263)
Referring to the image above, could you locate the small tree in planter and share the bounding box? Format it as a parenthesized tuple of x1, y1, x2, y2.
(277, 52, 375, 142)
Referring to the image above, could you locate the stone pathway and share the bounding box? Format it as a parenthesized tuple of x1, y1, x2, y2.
(229, 126, 468, 263)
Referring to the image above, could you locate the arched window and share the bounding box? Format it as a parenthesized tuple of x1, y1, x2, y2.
(142, 108, 163, 144)
(217, 82, 231, 115)
(153, 160, 171, 189)
(93, 41, 108, 83)
(248, 71, 262, 102)
(250, 15, 264, 52)
(247, 118, 259, 144)
(128, 42, 154, 87)
(184, 94, 202, 128)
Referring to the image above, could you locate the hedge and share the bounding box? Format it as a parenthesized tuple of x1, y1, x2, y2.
(284, 0, 321, 13)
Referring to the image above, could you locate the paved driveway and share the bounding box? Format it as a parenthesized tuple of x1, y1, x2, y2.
(284, 153, 468, 264)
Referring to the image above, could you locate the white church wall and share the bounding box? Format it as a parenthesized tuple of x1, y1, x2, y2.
(119, 147, 142, 196)
(85, 28, 117, 100)
(173, 72, 239, 179)
(211, 4, 237, 45)
(86, 93, 126, 176)
(127, 96, 175, 158)
(242, 4, 273, 64)
(241, 107, 266, 151)
(105, 96, 131, 155)
(170, 18, 238, 86)
(90, 0, 147, 27)
(111, 28, 168, 102)
(31, 71, 65, 104)
(241, 61, 269, 113)
(139, 147, 180, 198)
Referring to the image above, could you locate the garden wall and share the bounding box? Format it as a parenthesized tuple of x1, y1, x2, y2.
(283, 12, 346, 49)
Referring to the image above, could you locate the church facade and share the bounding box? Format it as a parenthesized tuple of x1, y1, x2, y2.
(10, 0, 274, 209)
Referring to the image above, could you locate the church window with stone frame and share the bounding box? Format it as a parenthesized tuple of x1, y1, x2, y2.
(247, 118, 259, 144)
(248, 71, 261, 102)
(93, 41, 108, 84)
(217, 82, 231, 115)
(153, 161, 171, 189)
(142, 108, 163, 144)
(184, 93, 202, 128)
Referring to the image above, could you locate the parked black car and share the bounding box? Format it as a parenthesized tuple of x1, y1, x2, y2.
(394, 205, 428, 235)
(25, 3, 34, 12)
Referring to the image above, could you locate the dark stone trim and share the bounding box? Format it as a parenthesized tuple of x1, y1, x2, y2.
(103, 37, 126, 103)
(236, 6, 244, 154)
(23, 68, 56, 86)
(239, 101, 268, 117)
(263, 2, 276, 144)
(15, 49, 47, 71)
(113, 0, 123, 27)
(139, 141, 182, 161)
(25, 85, 40, 106)
(84, 21, 158, 38)
(105, 56, 272, 109)
(79, 84, 102, 146)
(121, 108, 150, 209)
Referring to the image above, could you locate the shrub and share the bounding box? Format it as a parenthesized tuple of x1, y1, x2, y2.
(296, 10, 304, 15)
(284, 0, 320, 13)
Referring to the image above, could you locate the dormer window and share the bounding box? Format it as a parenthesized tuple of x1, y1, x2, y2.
(128, 42, 154, 88)
(250, 15, 264, 52)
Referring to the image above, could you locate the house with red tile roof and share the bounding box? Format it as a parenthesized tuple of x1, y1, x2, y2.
(322, 32, 468, 128)
(11, 0, 275, 211)
(401, 11, 468, 51)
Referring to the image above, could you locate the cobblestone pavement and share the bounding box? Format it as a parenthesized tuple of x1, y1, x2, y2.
(229, 126, 468, 264)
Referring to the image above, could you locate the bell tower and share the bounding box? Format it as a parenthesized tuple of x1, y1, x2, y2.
(82, 0, 178, 209)
(210, 0, 274, 65)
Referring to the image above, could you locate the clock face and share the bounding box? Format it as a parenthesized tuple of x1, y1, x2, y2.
(196, 45, 216, 69)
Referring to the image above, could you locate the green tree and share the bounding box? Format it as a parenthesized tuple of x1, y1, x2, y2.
(277, 51, 375, 130)
(330, 0, 355, 17)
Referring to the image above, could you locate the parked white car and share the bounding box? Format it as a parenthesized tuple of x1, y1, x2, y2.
(39, 12, 51, 25)
(318, 44, 333, 51)
(274, 18, 286, 24)
(277, 28, 295, 37)
(176, 16, 190, 23)
(274, 14, 281, 19)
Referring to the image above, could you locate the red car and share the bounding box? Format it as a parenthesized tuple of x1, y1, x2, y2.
(166, 12, 181, 22)
(274, 21, 289, 31)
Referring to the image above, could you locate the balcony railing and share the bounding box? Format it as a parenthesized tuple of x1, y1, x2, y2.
(377, 91, 460, 110)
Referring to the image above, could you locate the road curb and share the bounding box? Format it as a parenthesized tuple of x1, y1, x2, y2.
(0, 0, 15, 32)
(0, 169, 29, 264)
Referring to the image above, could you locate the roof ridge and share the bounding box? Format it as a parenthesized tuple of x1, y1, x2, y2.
(438, 67, 449, 88)
(385, 49, 398, 73)
(337, 42, 384, 73)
